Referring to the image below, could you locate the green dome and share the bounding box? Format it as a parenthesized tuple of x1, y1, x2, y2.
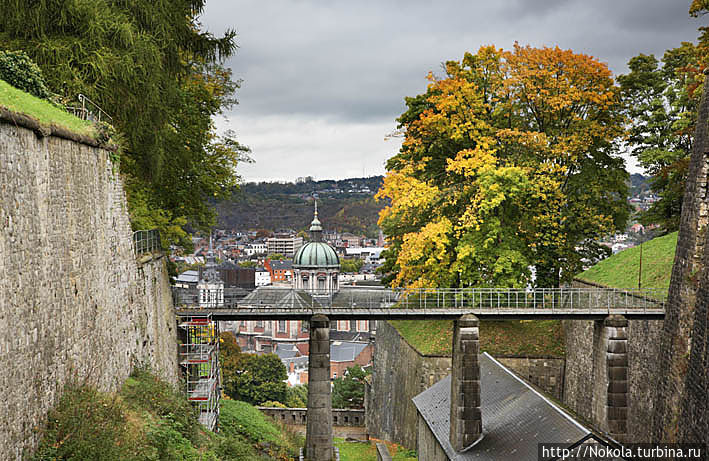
(293, 242, 340, 268)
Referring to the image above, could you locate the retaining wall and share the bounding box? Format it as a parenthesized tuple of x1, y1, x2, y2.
(0, 120, 178, 459)
(563, 280, 663, 441)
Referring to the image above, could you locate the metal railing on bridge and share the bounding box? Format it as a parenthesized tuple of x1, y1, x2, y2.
(173, 286, 665, 319)
(133, 229, 161, 256)
(390, 287, 665, 311)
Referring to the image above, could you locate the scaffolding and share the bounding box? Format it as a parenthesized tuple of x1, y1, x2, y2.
(179, 315, 220, 431)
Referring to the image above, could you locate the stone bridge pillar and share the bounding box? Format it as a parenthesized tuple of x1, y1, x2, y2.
(305, 314, 333, 460)
(450, 314, 482, 451)
(605, 315, 628, 443)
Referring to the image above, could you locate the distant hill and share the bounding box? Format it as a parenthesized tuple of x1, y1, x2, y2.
(577, 231, 677, 298)
(630, 173, 651, 197)
(215, 176, 385, 237)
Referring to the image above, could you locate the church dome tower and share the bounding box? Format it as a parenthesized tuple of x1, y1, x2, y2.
(293, 202, 340, 293)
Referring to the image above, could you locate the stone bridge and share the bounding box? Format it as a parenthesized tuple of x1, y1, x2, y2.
(175, 286, 665, 460)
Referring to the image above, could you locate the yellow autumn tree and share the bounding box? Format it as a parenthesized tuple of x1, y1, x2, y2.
(377, 45, 629, 289)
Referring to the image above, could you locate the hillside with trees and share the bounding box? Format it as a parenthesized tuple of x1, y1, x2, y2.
(215, 176, 385, 237)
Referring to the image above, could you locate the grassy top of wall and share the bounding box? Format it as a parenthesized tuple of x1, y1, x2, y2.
(0, 79, 96, 137)
(29, 369, 302, 461)
(389, 319, 565, 357)
(577, 231, 677, 298)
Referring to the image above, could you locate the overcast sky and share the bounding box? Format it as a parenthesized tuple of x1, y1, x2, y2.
(201, 1, 703, 182)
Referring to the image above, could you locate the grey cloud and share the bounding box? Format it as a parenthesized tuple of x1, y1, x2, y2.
(200, 0, 704, 180)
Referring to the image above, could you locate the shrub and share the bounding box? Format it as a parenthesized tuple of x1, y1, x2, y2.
(29, 384, 140, 461)
(120, 367, 201, 444)
(0, 50, 51, 99)
(285, 384, 308, 407)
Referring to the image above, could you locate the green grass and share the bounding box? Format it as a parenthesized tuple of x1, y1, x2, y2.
(389, 319, 565, 357)
(335, 438, 417, 461)
(577, 232, 677, 298)
(0, 79, 96, 137)
(30, 368, 302, 461)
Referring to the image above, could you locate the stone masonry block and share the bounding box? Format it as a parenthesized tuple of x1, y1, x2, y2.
(608, 366, 628, 381)
(605, 327, 628, 340)
(462, 364, 480, 380)
(310, 314, 330, 329)
(607, 353, 628, 367)
(607, 406, 628, 421)
(604, 315, 629, 328)
(607, 380, 628, 393)
(606, 340, 627, 354)
(608, 419, 627, 435)
(309, 366, 330, 382)
(607, 392, 628, 407)
(310, 340, 330, 354)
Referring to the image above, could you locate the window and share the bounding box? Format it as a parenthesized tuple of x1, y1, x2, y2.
(256, 320, 263, 328)
(278, 320, 286, 333)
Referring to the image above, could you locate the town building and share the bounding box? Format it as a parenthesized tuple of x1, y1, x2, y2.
(266, 234, 303, 257)
(265, 259, 293, 283)
(196, 236, 224, 308)
(198, 260, 255, 290)
(255, 267, 271, 286)
(330, 341, 372, 379)
(231, 204, 378, 351)
(292, 202, 340, 294)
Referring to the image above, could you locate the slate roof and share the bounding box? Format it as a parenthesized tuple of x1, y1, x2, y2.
(239, 287, 392, 309)
(240, 287, 314, 309)
(176, 270, 199, 284)
(274, 343, 300, 359)
(218, 260, 241, 270)
(330, 341, 369, 362)
(270, 260, 293, 270)
(412, 353, 589, 460)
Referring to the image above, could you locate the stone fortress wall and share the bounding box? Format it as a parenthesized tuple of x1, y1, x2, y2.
(0, 120, 178, 459)
(564, 69, 709, 445)
(562, 280, 664, 442)
(366, 320, 565, 450)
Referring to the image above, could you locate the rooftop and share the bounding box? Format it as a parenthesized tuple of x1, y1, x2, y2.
(330, 341, 369, 362)
(412, 353, 588, 460)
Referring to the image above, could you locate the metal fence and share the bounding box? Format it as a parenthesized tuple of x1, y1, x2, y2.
(174, 286, 665, 314)
(66, 94, 113, 124)
(133, 229, 161, 255)
(391, 287, 666, 312)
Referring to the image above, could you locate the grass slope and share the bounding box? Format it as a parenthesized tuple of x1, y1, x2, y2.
(389, 319, 565, 357)
(30, 368, 302, 461)
(0, 79, 95, 137)
(335, 438, 416, 461)
(577, 232, 677, 298)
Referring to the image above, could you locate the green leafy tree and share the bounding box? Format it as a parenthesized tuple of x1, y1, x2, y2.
(286, 384, 308, 408)
(223, 352, 288, 406)
(378, 45, 629, 289)
(239, 260, 257, 268)
(340, 258, 364, 273)
(332, 366, 369, 409)
(618, 49, 697, 232)
(267, 253, 286, 261)
(0, 0, 245, 245)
